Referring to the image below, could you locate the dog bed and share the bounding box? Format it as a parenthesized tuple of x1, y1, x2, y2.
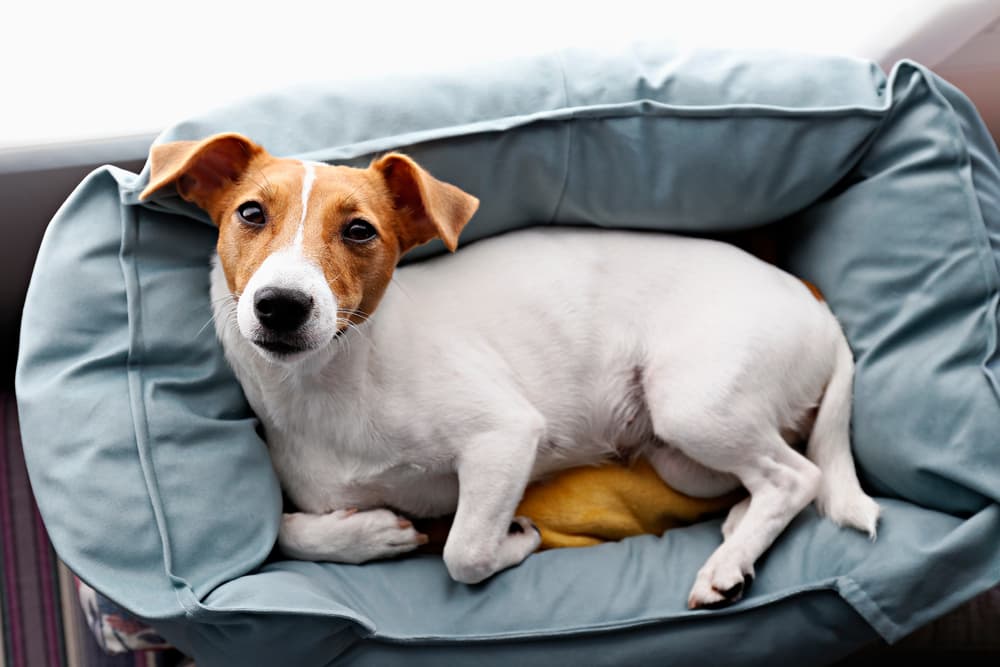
(16, 43, 1000, 666)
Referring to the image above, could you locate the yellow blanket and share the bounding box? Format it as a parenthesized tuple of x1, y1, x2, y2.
(417, 459, 741, 552)
(517, 459, 742, 549)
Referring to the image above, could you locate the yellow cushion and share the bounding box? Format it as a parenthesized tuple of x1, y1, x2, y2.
(517, 459, 742, 550)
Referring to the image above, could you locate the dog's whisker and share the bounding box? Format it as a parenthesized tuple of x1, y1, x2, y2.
(248, 160, 277, 201)
(337, 320, 371, 343)
(335, 309, 372, 332)
(259, 168, 276, 201)
(339, 184, 365, 213)
(331, 320, 356, 357)
(390, 276, 414, 301)
(337, 314, 371, 328)
(333, 316, 375, 355)
(337, 306, 372, 317)
(193, 315, 217, 339)
(211, 294, 239, 307)
(337, 307, 373, 322)
(242, 171, 271, 200)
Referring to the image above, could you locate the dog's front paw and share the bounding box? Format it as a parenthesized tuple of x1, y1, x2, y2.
(444, 516, 541, 584)
(687, 556, 754, 609)
(279, 509, 428, 563)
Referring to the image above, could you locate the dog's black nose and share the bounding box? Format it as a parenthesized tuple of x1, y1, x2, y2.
(254, 287, 313, 333)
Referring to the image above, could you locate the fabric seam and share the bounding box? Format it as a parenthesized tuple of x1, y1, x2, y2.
(185, 580, 848, 642)
(118, 199, 195, 614)
(124, 100, 889, 207)
(549, 50, 574, 224)
(919, 67, 1000, 401)
(835, 576, 901, 642)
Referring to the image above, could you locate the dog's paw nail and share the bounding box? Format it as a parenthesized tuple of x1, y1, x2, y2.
(344, 507, 358, 516)
(509, 516, 538, 537)
(417, 533, 429, 545)
(687, 589, 719, 609)
(398, 518, 412, 529)
(719, 580, 744, 600)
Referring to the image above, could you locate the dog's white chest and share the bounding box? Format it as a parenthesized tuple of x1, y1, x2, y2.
(249, 378, 460, 517)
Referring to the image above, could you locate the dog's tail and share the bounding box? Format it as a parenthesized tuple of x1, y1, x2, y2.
(806, 330, 880, 539)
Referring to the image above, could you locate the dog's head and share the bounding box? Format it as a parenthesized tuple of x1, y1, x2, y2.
(141, 133, 479, 363)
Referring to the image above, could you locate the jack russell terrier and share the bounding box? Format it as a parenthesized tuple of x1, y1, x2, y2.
(141, 132, 879, 608)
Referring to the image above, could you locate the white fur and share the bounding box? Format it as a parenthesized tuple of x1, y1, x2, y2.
(212, 227, 879, 605)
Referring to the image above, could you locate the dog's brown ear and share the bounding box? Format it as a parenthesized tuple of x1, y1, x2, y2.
(139, 133, 263, 211)
(373, 153, 479, 253)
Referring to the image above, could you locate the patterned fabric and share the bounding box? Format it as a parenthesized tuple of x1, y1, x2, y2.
(75, 580, 170, 655)
(0, 392, 188, 667)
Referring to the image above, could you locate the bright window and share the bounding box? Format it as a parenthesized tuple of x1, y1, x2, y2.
(1, 0, 990, 148)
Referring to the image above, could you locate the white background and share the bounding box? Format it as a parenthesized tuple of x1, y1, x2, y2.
(1, 0, 997, 149)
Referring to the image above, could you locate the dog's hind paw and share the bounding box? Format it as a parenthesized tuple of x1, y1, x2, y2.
(687, 558, 754, 609)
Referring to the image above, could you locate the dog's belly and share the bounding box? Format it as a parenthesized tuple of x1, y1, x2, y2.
(531, 366, 657, 478)
(283, 471, 460, 519)
(333, 471, 460, 519)
(379, 470, 460, 518)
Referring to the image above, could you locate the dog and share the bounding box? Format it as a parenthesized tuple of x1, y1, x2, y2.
(141, 132, 880, 608)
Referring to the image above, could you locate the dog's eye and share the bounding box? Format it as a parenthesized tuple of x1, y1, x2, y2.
(237, 201, 266, 227)
(342, 219, 377, 243)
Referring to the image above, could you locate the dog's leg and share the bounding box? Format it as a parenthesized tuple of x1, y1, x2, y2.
(644, 374, 821, 609)
(279, 508, 428, 563)
(442, 422, 544, 584)
(648, 445, 751, 542)
(646, 446, 741, 498)
(721, 496, 751, 540)
(678, 434, 819, 609)
(687, 439, 819, 608)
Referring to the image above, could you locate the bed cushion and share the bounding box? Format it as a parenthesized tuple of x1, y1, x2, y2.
(15, 42, 1000, 666)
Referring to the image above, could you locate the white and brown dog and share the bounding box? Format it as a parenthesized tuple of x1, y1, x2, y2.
(141, 133, 879, 608)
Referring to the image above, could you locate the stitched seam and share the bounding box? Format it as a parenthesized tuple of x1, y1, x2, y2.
(126, 101, 889, 205)
(549, 51, 574, 224)
(118, 197, 194, 612)
(191, 581, 849, 642)
(299, 101, 888, 166)
(917, 62, 1000, 402)
(371, 582, 849, 642)
(835, 576, 901, 642)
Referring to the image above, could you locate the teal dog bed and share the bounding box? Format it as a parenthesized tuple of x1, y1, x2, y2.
(16, 43, 1000, 666)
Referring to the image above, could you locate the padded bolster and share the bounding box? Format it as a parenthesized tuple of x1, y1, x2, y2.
(133, 47, 887, 241)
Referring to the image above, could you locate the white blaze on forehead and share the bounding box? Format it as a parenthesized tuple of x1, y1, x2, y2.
(293, 161, 318, 250)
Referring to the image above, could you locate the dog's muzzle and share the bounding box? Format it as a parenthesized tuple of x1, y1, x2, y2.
(236, 250, 339, 360)
(250, 287, 317, 355)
